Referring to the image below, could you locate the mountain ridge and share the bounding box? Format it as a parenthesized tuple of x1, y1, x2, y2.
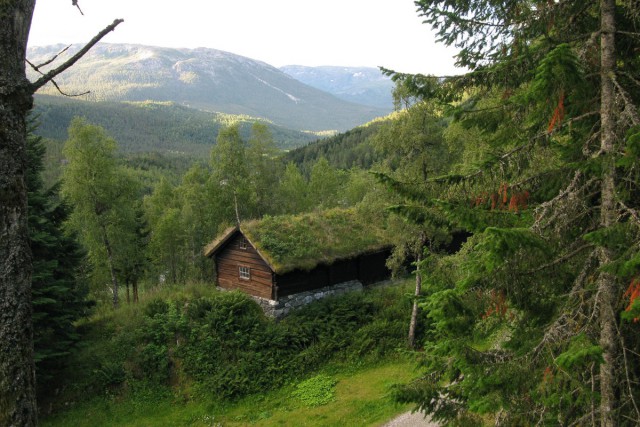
(27, 43, 389, 132)
(280, 65, 394, 109)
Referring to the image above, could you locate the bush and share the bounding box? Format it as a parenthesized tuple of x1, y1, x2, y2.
(49, 281, 414, 411)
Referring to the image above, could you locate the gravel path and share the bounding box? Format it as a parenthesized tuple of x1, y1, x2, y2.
(382, 411, 439, 427)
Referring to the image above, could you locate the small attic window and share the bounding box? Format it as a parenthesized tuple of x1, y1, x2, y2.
(239, 238, 248, 250)
(239, 266, 250, 280)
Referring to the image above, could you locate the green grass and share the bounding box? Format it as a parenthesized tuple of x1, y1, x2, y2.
(42, 358, 416, 427)
(243, 208, 390, 273)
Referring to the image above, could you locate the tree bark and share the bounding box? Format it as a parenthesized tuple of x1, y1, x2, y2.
(408, 233, 426, 349)
(0, 1, 38, 425)
(101, 224, 120, 308)
(598, 0, 618, 425)
(133, 280, 139, 303)
(408, 251, 422, 349)
(1, 4, 122, 423)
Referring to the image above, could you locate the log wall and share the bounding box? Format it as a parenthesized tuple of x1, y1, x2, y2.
(216, 233, 273, 299)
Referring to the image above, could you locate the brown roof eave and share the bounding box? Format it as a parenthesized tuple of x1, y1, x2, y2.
(203, 226, 239, 257)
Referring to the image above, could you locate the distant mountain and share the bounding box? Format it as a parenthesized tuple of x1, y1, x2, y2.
(280, 65, 395, 110)
(27, 43, 388, 132)
(32, 94, 319, 154)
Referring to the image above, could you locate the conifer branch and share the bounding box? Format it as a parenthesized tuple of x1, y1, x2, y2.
(30, 18, 124, 92)
(525, 244, 593, 274)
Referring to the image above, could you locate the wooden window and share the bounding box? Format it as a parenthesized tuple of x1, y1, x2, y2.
(239, 266, 250, 280)
(239, 238, 248, 250)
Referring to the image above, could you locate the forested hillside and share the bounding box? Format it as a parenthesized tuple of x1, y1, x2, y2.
(32, 94, 319, 154)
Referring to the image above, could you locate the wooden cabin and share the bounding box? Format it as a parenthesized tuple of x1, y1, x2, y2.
(204, 209, 392, 301)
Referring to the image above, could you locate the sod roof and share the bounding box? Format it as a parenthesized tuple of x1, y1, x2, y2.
(204, 208, 391, 274)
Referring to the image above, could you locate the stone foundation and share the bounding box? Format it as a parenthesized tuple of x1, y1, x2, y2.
(252, 280, 363, 319)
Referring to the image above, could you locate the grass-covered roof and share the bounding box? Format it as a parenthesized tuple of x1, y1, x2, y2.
(242, 208, 391, 274)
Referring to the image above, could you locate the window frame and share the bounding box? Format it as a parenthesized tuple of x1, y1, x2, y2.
(239, 265, 251, 280)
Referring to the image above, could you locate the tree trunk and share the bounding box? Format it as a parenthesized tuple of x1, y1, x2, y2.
(598, 1, 618, 425)
(408, 233, 426, 349)
(408, 251, 422, 349)
(100, 224, 120, 308)
(133, 280, 139, 303)
(0, 1, 38, 425)
(125, 280, 130, 304)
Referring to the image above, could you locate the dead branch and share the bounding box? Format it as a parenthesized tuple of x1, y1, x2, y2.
(32, 45, 71, 69)
(72, 0, 84, 15)
(29, 18, 123, 93)
(49, 79, 89, 97)
(531, 250, 599, 359)
(26, 59, 90, 97)
(533, 171, 592, 232)
(616, 324, 640, 420)
(612, 74, 640, 126)
(619, 199, 640, 227)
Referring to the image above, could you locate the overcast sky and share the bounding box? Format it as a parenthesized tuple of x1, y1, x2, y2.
(27, 0, 461, 76)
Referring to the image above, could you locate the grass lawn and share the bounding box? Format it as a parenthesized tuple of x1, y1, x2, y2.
(42, 358, 417, 427)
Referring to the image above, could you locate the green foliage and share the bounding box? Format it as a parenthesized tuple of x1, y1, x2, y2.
(32, 95, 318, 153)
(27, 126, 91, 394)
(554, 334, 604, 370)
(284, 120, 388, 173)
(382, 0, 640, 423)
(291, 375, 337, 407)
(62, 118, 146, 304)
(44, 282, 413, 415)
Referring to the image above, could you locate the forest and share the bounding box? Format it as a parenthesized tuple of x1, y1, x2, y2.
(2, 0, 640, 426)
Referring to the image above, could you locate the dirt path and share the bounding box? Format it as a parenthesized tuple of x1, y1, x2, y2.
(382, 411, 439, 427)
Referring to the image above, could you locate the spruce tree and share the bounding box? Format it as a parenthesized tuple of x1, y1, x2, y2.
(26, 128, 88, 395)
(383, 1, 640, 424)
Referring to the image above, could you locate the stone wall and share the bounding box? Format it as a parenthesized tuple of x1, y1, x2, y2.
(252, 280, 364, 319)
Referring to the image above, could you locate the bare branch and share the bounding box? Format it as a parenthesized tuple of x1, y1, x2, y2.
(620, 71, 640, 89)
(29, 18, 124, 93)
(617, 30, 640, 38)
(26, 59, 90, 97)
(619, 200, 640, 227)
(612, 74, 640, 125)
(531, 250, 599, 359)
(72, 0, 84, 16)
(31, 45, 71, 69)
(617, 325, 640, 420)
(49, 79, 90, 97)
